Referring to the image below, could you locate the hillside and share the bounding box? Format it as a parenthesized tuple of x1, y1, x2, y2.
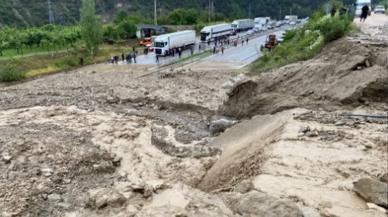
(0, 0, 328, 27)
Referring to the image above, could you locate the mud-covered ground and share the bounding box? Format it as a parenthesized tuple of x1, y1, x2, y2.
(1, 15, 388, 217)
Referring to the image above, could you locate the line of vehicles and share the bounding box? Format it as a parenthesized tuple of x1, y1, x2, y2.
(151, 16, 301, 56)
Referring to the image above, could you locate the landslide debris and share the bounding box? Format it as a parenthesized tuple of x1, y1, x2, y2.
(221, 37, 388, 118)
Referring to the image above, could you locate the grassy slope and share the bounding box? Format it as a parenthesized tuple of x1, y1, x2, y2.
(250, 13, 353, 74)
(0, 43, 142, 81)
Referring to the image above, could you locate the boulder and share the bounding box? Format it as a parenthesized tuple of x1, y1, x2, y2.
(87, 188, 127, 209)
(233, 180, 255, 194)
(380, 173, 388, 184)
(209, 116, 238, 135)
(223, 191, 303, 217)
(353, 178, 388, 208)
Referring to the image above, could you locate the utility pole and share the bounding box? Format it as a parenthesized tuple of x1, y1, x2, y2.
(48, 0, 54, 24)
(154, 0, 157, 25)
(208, 0, 211, 23)
(249, 0, 252, 18)
(212, 1, 215, 21)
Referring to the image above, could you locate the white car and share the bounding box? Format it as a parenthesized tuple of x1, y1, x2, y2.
(374, 5, 386, 14)
(246, 30, 255, 36)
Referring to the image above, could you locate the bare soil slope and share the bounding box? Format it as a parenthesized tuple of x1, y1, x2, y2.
(221, 37, 388, 118)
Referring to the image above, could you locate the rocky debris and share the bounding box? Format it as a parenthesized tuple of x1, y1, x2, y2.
(47, 193, 62, 202)
(366, 203, 387, 213)
(87, 188, 127, 209)
(136, 183, 234, 217)
(222, 191, 303, 217)
(1, 152, 12, 164)
(40, 167, 54, 177)
(151, 125, 220, 158)
(380, 173, 388, 184)
(209, 116, 238, 135)
(353, 178, 388, 208)
(233, 180, 255, 194)
(298, 126, 311, 134)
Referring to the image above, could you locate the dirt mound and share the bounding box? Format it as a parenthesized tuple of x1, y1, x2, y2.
(220, 38, 388, 118)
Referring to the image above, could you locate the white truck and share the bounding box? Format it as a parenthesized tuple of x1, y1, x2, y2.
(153, 30, 196, 56)
(254, 17, 271, 31)
(200, 24, 233, 42)
(231, 19, 255, 32)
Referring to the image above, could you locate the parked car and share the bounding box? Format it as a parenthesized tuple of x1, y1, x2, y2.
(374, 5, 386, 14)
(246, 30, 255, 36)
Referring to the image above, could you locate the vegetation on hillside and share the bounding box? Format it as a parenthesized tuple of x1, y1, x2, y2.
(251, 10, 353, 74)
(0, 0, 331, 28)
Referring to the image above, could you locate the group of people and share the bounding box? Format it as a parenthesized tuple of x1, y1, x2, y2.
(211, 37, 250, 55)
(111, 52, 137, 64)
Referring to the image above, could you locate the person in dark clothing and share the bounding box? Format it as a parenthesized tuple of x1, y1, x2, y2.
(128, 54, 132, 64)
(121, 53, 125, 62)
(331, 7, 337, 17)
(114, 56, 119, 64)
(221, 46, 224, 55)
(213, 46, 216, 54)
(178, 48, 182, 58)
(246, 38, 249, 44)
(79, 57, 84, 65)
(360, 5, 369, 22)
(126, 54, 130, 63)
(156, 55, 160, 64)
(133, 52, 137, 63)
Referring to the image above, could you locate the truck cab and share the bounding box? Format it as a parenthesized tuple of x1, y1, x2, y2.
(154, 39, 169, 56)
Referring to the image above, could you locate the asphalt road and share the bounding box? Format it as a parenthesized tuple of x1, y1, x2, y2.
(120, 26, 291, 67)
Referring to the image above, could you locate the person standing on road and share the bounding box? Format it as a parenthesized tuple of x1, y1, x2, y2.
(221, 46, 224, 55)
(132, 52, 137, 63)
(156, 55, 159, 64)
(246, 38, 249, 44)
(128, 54, 132, 64)
(121, 53, 125, 62)
(178, 48, 182, 58)
(360, 4, 370, 22)
(213, 46, 216, 54)
(242, 40, 245, 46)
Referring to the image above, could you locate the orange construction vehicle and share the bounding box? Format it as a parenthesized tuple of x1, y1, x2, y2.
(262, 34, 278, 51)
(139, 38, 153, 47)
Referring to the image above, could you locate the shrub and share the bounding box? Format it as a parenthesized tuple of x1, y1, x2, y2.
(315, 15, 352, 42)
(0, 64, 25, 82)
(54, 56, 80, 70)
(251, 12, 353, 74)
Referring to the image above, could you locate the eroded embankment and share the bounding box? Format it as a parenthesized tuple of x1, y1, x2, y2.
(220, 37, 388, 119)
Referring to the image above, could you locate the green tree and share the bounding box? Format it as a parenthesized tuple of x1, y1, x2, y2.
(114, 10, 129, 24)
(80, 0, 102, 56)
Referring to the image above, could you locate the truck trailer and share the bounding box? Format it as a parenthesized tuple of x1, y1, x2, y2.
(153, 30, 196, 56)
(254, 17, 271, 31)
(200, 24, 233, 42)
(231, 19, 255, 32)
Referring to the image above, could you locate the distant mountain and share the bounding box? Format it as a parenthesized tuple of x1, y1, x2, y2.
(0, 0, 331, 28)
